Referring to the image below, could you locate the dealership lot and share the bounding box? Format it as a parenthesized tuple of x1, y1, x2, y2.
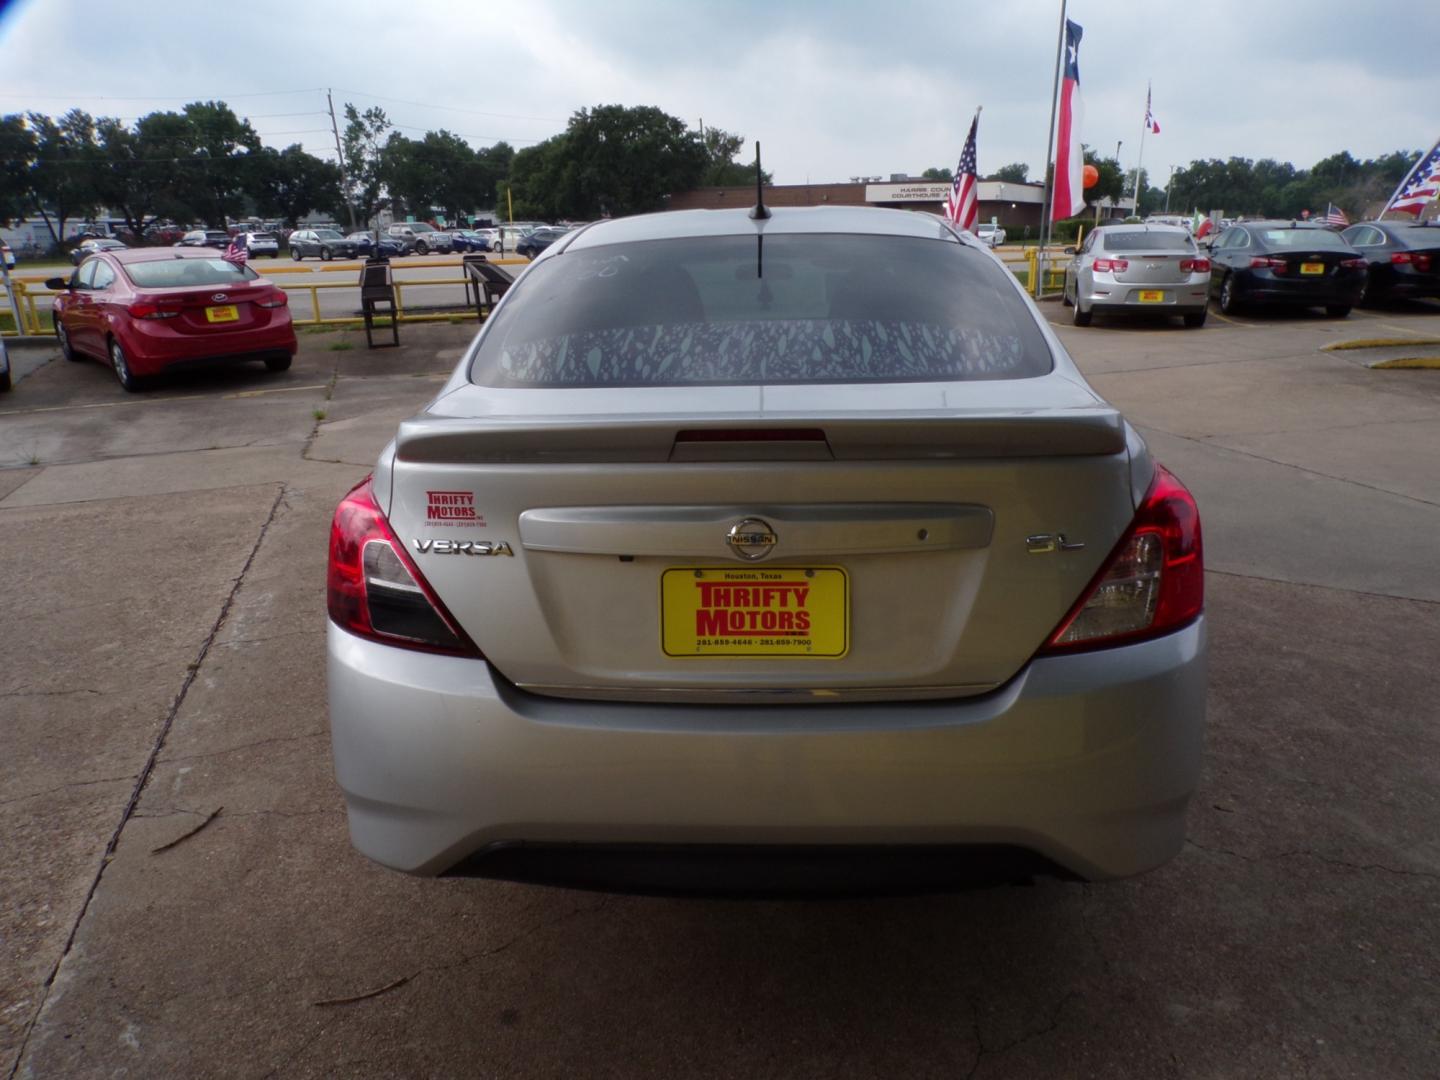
(3, 304, 1439, 1077)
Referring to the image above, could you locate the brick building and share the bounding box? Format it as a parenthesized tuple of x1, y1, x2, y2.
(668, 178, 1048, 235)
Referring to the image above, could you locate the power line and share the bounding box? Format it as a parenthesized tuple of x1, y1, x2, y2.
(387, 121, 542, 146)
(0, 88, 325, 102)
(330, 87, 564, 124)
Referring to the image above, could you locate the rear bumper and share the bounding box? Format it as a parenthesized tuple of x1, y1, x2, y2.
(119, 315, 298, 375)
(1235, 269, 1365, 306)
(328, 617, 1208, 883)
(1080, 277, 1209, 313)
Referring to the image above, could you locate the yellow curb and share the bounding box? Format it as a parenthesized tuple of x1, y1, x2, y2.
(1370, 357, 1440, 369)
(1322, 337, 1440, 351)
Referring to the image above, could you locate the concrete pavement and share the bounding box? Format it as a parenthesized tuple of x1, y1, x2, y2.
(2, 303, 1439, 1078)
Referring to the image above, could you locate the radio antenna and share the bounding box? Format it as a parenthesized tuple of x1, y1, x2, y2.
(749, 142, 770, 221)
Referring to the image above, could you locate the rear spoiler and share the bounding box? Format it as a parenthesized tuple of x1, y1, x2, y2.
(392, 410, 1127, 464)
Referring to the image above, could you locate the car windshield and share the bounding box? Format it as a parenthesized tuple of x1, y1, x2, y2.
(1104, 231, 1194, 251)
(1258, 228, 1351, 250)
(470, 233, 1052, 388)
(124, 258, 260, 288)
(251, 233, 276, 241)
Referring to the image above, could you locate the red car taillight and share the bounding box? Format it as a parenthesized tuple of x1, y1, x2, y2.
(1092, 258, 1129, 272)
(256, 291, 288, 308)
(1249, 256, 1287, 270)
(327, 477, 483, 658)
(1340, 258, 1367, 269)
(1179, 257, 1210, 273)
(127, 301, 181, 319)
(1040, 465, 1202, 653)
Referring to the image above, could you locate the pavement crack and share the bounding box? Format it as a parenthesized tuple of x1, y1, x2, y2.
(1139, 424, 1440, 510)
(157, 731, 324, 764)
(307, 896, 616, 1011)
(5, 482, 289, 1080)
(0, 774, 138, 807)
(217, 627, 324, 648)
(1274, 849, 1440, 880)
(1206, 568, 1440, 608)
(0, 687, 103, 698)
(1187, 839, 1438, 879)
(964, 989, 1079, 1079)
(300, 357, 341, 460)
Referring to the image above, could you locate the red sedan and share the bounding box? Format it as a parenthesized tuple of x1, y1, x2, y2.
(47, 248, 297, 392)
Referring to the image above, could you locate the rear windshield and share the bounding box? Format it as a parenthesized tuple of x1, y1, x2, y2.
(1258, 228, 1351, 250)
(251, 233, 276, 241)
(1104, 231, 1194, 251)
(469, 234, 1052, 387)
(124, 258, 259, 288)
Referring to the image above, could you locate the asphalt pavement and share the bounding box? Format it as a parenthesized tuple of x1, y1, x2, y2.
(2, 300, 1438, 1078)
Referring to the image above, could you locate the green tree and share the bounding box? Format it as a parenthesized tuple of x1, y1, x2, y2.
(93, 111, 193, 239)
(991, 162, 1029, 183)
(0, 114, 37, 225)
(1080, 146, 1124, 204)
(170, 101, 261, 227)
(382, 129, 488, 221)
(510, 104, 708, 220)
(252, 144, 343, 228)
(700, 126, 769, 187)
(25, 109, 101, 246)
(921, 166, 953, 182)
(340, 104, 392, 227)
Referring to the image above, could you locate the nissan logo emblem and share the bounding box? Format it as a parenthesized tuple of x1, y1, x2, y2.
(725, 517, 777, 561)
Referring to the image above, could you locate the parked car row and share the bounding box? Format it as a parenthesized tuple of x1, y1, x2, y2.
(1062, 219, 1440, 326)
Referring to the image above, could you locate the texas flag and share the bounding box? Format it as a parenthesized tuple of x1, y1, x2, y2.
(1051, 19, 1086, 220)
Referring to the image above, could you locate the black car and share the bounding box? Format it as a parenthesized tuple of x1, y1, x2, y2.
(1205, 220, 1367, 317)
(288, 228, 360, 261)
(70, 237, 128, 265)
(347, 232, 407, 259)
(175, 229, 231, 250)
(1340, 220, 1440, 305)
(514, 226, 569, 258)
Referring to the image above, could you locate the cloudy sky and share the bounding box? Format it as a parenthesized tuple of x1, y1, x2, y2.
(1, 0, 1435, 187)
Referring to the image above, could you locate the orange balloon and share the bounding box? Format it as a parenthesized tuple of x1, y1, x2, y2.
(1082, 164, 1100, 189)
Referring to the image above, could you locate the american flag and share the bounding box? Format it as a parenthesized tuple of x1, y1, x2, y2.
(222, 233, 248, 267)
(1323, 203, 1349, 227)
(1383, 138, 1440, 217)
(1145, 84, 1160, 135)
(946, 111, 980, 232)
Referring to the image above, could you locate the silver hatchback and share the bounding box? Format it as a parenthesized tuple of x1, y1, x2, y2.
(326, 206, 1207, 891)
(1063, 224, 1211, 327)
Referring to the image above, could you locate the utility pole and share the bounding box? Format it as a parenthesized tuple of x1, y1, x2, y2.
(1165, 164, 1175, 213)
(1037, 0, 1069, 294)
(327, 89, 358, 231)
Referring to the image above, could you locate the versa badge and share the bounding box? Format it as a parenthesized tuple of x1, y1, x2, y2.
(413, 538, 513, 556)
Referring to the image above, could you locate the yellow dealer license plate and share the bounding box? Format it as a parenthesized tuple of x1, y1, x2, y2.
(205, 305, 239, 323)
(661, 566, 849, 658)
(1138, 289, 1165, 303)
(1300, 262, 1325, 275)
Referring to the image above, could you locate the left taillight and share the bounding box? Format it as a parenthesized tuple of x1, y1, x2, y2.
(127, 301, 181, 320)
(1040, 464, 1203, 653)
(1180, 257, 1210, 273)
(327, 477, 483, 658)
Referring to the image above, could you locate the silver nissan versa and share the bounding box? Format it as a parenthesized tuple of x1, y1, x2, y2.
(326, 206, 1207, 892)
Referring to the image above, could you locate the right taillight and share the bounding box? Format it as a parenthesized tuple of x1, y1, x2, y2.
(1180, 257, 1210, 273)
(1041, 465, 1203, 653)
(327, 477, 483, 658)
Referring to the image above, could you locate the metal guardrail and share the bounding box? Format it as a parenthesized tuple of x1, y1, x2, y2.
(1, 249, 1074, 337)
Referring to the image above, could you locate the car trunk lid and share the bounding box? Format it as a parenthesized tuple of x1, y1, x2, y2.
(383, 382, 1137, 702)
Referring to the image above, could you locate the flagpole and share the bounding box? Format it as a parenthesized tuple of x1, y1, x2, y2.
(1038, 0, 1068, 260)
(1130, 81, 1149, 219)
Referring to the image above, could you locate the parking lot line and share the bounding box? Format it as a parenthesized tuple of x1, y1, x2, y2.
(0, 383, 329, 417)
